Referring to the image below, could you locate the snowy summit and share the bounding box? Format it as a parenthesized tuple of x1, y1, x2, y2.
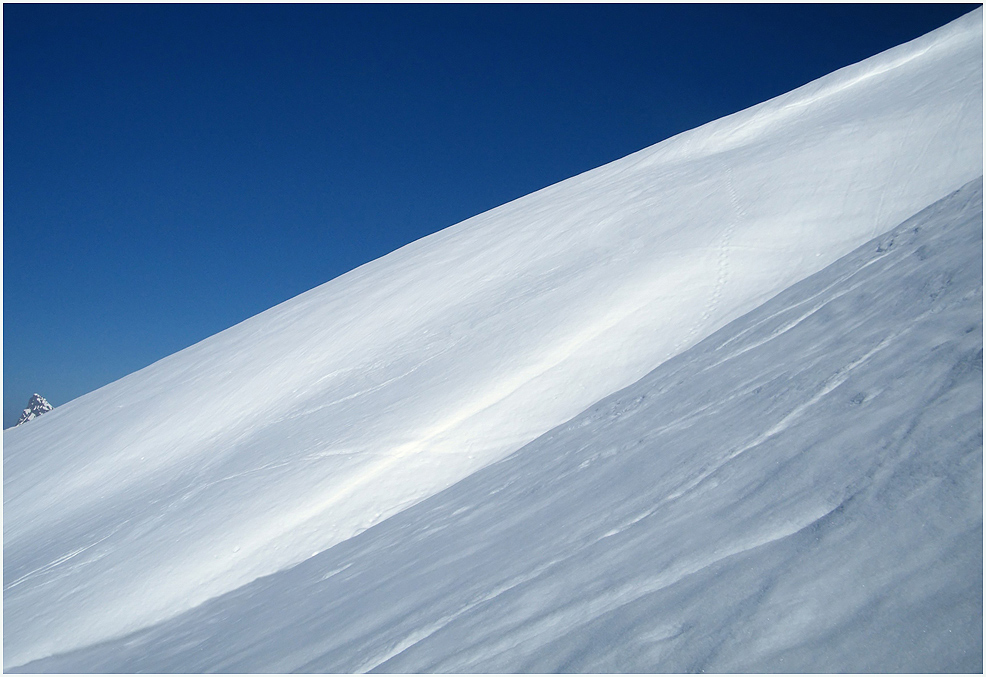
(3, 9, 983, 673)
(14, 394, 52, 427)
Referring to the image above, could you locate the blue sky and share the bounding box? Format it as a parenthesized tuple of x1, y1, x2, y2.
(3, 3, 976, 427)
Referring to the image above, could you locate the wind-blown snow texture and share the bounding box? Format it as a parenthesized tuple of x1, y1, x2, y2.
(17, 177, 984, 675)
(3, 9, 983, 670)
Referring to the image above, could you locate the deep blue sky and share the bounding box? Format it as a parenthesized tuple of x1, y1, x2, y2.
(3, 4, 978, 427)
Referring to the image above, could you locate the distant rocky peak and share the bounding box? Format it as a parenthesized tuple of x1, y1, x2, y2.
(17, 394, 53, 426)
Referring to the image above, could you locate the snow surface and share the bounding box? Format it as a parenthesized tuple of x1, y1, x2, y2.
(15, 176, 983, 675)
(3, 8, 983, 670)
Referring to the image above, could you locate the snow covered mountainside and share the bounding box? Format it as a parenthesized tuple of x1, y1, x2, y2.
(14, 394, 52, 427)
(19, 177, 983, 673)
(4, 9, 983, 670)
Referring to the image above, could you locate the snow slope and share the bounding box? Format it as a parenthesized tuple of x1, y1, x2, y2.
(3, 8, 983, 669)
(17, 176, 983, 675)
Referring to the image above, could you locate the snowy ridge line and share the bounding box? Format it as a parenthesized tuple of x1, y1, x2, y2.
(19, 176, 981, 674)
(3, 9, 983, 669)
(632, 9, 973, 163)
(709, 239, 899, 360)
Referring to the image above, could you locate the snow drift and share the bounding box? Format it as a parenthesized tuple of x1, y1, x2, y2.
(3, 8, 983, 670)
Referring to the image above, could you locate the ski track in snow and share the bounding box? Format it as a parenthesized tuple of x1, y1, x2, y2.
(3, 9, 983, 670)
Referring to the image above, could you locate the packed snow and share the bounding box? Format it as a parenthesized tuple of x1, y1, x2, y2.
(16, 176, 983, 674)
(3, 8, 983, 670)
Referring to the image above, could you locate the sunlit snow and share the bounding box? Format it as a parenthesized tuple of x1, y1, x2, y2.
(20, 176, 982, 674)
(3, 8, 983, 671)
